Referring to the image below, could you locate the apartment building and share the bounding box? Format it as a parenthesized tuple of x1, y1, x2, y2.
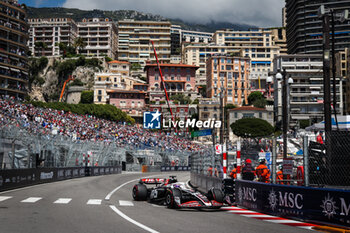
(144, 63, 198, 102)
(28, 18, 77, 57)
(273, 54, 342, 127)
(213, 29, 282, 92)
(182, 43, 232, 86)
(286, 0, 350, 54)
(93, 60, 144, 104)
(0, 0, 29, 99)
(78, 18, 117, 59)
(117, 20, 171, 68)
(171, 25, 213, 56)
(206, 54, 250, 106)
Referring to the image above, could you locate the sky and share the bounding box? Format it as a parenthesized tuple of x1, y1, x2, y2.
(19, 0, 285, 27)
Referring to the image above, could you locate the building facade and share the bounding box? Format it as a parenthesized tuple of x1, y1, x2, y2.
(0, 0, 29, 98)
(273, 54, 342, 127)
(206, 55, 250, 106)
(28, 18, 77, 57)
(78, 18, 117, 59)
(286, 0, 350, 54)
(108, 89, 146, 120)
(227, 106, 274, 140)
(213, 29, 282, 92)
(145, 63, 198, 102)
(117, 20, 171, 67)
(93, 60, 144, 104)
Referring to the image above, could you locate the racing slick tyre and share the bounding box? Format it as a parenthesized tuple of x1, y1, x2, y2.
(207, 188, 224, 204)
(165, 188, 181, 209)
(132, 184, 148, 201)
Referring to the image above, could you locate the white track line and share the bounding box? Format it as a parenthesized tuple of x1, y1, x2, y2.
(240, 214, 277, 218)
(87, 199, 102, 205)
(110, 205, 159, 233)
(119, 200, 134, 206)
(54, 198, 72, 204)
(228, 210, 258, 213)
(21, 197, 42, 203)
(0, 196, 12, 202)
(265, 219, 301, 224)
(105, 179, 139, 200)
(105, 174, 159, 200)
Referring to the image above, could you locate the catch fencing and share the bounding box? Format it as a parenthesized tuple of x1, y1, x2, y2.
(0, 125, 194, 172)
(190, 131, 350, 189)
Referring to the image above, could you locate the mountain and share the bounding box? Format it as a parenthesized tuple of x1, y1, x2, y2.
(26, 7, 257, 32)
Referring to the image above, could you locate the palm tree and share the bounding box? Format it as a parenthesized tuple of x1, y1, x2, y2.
(34, 42, 47, 57)
(73, 37, 86, 55)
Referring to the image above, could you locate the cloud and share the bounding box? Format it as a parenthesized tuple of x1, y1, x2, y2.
(62, 0, 284, 27)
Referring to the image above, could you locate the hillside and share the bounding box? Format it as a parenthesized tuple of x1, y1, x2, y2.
(26, 7, 256, 32)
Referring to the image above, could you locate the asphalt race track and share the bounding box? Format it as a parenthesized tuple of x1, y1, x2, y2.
(0, 172, 313, 233)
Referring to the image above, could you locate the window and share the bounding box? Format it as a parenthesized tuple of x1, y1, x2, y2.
(98, 96, 102, 102)
(234, 112, 238, 118)
(259, 112, 262, 118)
(187, 75, 191, 81)
(98, 90, 102, 94)
(155, 75, 159, 81)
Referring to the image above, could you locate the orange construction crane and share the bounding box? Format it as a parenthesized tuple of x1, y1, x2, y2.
(59, 75, 74, 102)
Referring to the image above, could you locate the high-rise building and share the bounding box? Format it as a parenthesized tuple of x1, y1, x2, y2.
(206, 54, 250, 106)
(0, 0, 29, 99)
(286, 0, 350, 54)
(117, 20, 171, 67)
(273, 54, 343, 127)
(78, 18, 118, 59)
(28, 18, 77, 57)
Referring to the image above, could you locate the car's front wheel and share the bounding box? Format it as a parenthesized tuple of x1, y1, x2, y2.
(207, 188, 224, 203)
(165, 189, 181, 209)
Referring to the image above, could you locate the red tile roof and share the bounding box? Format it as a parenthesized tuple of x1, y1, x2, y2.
(144, 63, 199, 69)
(108, 60, 130, 64)
(229, 106, 266, 111)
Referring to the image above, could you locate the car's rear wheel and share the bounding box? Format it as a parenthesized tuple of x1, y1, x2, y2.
(132, 184, 147, 201)
(207, 188, 224, 203)
(165, 188, 181, 209)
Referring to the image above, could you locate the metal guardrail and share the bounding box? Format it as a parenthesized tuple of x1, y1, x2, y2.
(0, 166, 122, 192)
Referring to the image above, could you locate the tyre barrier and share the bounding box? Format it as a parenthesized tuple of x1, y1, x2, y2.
(235, 180, 350, 227)
(0, 166, 122, 192)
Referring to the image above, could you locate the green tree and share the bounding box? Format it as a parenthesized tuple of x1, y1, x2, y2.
(230, 118, 273, 138)
(80, 90, 93, 104)
(192, 98, 199, 104)
(104, 56, 113, 62)
(131, 63, 142, 71)
(28, 56, 48, 88)
(34, 42, 47, 56)
(248, 91, 264, 105)
(170, 94, 192, 104)
(225, 103, 237, 110)
(199, 85, 206, 97)
(299, 119, 310, 129)
(73, 37, 86, 54)
(252, 98, 267, 108)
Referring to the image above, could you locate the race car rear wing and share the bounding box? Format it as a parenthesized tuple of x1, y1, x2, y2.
(139, 178, 165, 185)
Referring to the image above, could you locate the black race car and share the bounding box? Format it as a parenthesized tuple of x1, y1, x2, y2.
(132, 176, 224, 209)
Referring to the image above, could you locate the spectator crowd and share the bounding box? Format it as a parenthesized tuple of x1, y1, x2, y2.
(0, 97, 206, 153)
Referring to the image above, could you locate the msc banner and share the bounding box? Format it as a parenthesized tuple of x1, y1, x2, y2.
(235, 180, 350, 226)
(161, 166, 191, 172)
(0, 166, 122, 192)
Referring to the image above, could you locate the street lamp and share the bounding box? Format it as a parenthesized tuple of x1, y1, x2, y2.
(276, 70, 293, 159)
(266, 76, 273, 98)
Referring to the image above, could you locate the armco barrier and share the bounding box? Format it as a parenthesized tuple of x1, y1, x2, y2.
(190, 173, 222, 192)
(235, 180, 350, 227)
(0, 166, 121, 192)
(161, 166, 191, 172)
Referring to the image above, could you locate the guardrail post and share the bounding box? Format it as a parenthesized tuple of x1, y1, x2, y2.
(304, 135, 309, 187)
(272, 137, 277, 184)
